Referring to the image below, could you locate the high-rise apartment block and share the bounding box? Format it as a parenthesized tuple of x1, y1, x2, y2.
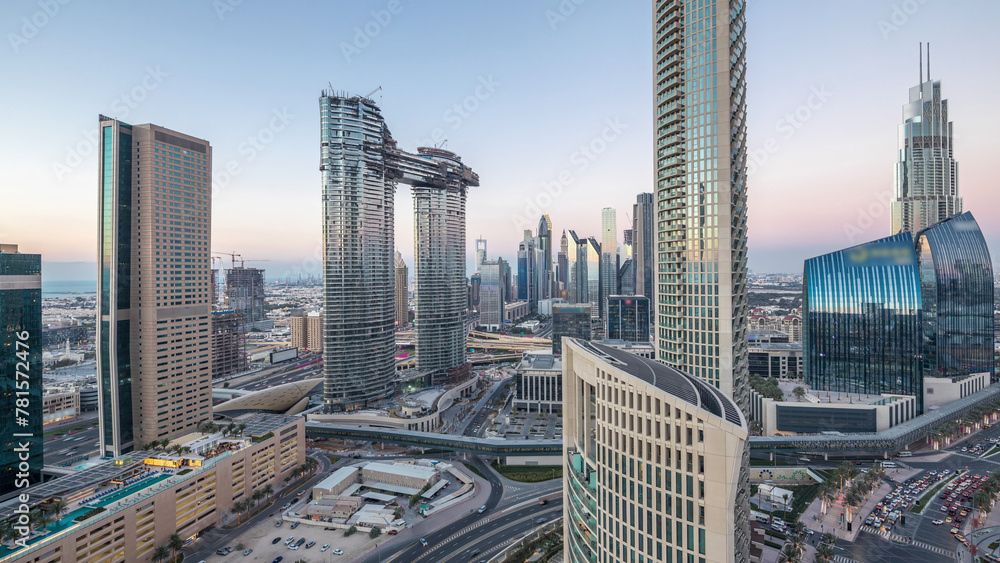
(562, 338, 750, 563)
(0, 244, 42, 494)
(479, 258, 506, 330)
(395, 251, 409, 328)
(97, 116, 213, 457)
(290, 310, 323, 351)
(891, 44, 960, 236)
(517, 233, 536, 308)
(653, 0, 750, 415)
(320, 91, 478, 405)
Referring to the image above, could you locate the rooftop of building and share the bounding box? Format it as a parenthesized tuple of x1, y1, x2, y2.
(570, 339, 746, 428)
(749, 342, 802, 352)
(517, 350, 562, 371)
(314, 466, 360, 491)
(774, 380, 910, 406)
(597, 339, 654, 349)
(363, 461, 438, 480)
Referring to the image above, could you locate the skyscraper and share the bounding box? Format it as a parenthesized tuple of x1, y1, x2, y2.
(211, 310, 248, 379)
(0, 244, 42, 494)
(394, 251, 408, 328)
(891, 43, 960, 236)
(599, 207, 618, 319)
(557, 230, 569, 298)
(606, 295, 650, 343)
(517, 233, 536, 308)
(479, 258, 506, 330)
(633, 192, 654, 300)
(320, 93, 397, 410)
(475, 238, 488, 269)
(97, 116, 213, 457)
(551, 303, 591, 354)
(653, 3, 751, 558)
(536, 214, 553, 302)
(654, 1, 750, 413)
(321, 91, 479, 403)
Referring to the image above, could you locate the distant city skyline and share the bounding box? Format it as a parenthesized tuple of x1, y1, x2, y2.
(4, 1, 1000, 275)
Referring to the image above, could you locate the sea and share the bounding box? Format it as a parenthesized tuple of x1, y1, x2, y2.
(42, 280, 97, 298)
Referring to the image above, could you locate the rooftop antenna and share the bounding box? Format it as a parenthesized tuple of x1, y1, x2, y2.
(328, 81, 334, 95)
(435, 140, 448, 149)
(919, 42, 923, 85)
(927, 42, 931, 81)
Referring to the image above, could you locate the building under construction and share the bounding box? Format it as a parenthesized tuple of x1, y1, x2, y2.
(211, 310, 248, 379)
(225, 266, 266, 327)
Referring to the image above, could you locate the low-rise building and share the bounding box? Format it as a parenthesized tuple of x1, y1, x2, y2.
(505, 300, 530, 322)
(514, 351, 562, 413)
(748, 342, 802, 379)
(0, 414, 305, 563)
(42, 389, 80, 425)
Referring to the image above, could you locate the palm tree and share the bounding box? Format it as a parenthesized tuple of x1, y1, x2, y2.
(814, 542, 835, 563)
(49, 499, 68, 521)
(151, 545, 172, 563)
(252, 488, 264, 508)
(0, 520, 17, 546)
(789, 520, 806, 541)
(231, 500, 247, 526)
(263, 484, 274, 501)
(819, 481, 836, 515)
(974, 490, 992, 523)
(777, 542, 802, 563)
(167, 533, 183, 563)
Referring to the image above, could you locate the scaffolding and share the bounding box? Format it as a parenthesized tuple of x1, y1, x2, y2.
(211, 310, 248, 379)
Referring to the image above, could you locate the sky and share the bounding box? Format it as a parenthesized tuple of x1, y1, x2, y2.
(2, 0, 998, 280)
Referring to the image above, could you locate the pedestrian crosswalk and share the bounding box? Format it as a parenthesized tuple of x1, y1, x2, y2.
(833, 556, 861, 563)
(860, 525, 889, 538)
(909, 540, 958, 558)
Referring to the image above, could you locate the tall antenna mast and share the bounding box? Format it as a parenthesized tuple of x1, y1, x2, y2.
(919, 42, 923, 85)
(927, 42, 931, 81)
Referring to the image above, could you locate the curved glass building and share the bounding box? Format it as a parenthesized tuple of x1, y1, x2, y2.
(804, 212, 993, 414)
(916, 212, 993, 377)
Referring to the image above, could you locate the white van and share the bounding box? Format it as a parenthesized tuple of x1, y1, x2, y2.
(898, 451, 913, 457)
(883, 461, 898, 468)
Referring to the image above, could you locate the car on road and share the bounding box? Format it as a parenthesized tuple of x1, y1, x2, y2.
(539, 500, 547, 506)
(420, 538, 428, 547)
(932, 520, 944, 525)
(478, 505, 487, 514)
(321, 544, 330, 552)
(469, 549, 481, 556)
(536, 517, 547, 524)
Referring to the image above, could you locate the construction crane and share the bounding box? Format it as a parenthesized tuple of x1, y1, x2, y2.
(212, 251, 242, 269)
(365, 86, 382, 99)
(240, 258, 271, 268)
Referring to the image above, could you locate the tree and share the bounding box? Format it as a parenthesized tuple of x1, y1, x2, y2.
(814, 542, 835, 563)
(252, 488, 264, 508)
(37, 512, 54, 534)
(793, 386, 806, 402)
(777, 542, 802, 563)
(152, 545, 172, 563)
(167, 533, 183, 563)
(49, 499, 68, 521)
(345, 525, 357, 537)
(782, 492, 791, 521)
(370, 527, 382, 538)
(235, 541, 245, 551)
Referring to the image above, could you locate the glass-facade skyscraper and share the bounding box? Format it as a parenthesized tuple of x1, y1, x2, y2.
(653, 0, 750, 419)
(606, 295, 650, 343)
(804, 212, 993, 414)
(97, 116, 213, 457)
(891, 44, 960, 236)
(599, 207, 617, 320)
(633, 192, 655, 300)
(0, 245, 42, 494)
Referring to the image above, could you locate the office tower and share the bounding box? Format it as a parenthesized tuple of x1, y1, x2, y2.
(891, 44, 960, 236)
(551, 303, 592, 354)
(290, 310, 323, 351)
(97, 116, 213, 457)
(618, 258, 635, 296)
(0, 244, 42, 494)
(653, 1, 750, 415)
(804, 212, 993, 414)
(517, 233, 536, 307)
(320, 91, 480, 405)
(479, 258, 506, 330)
(562, 338, 750, 563)
(475, 238, 488, 269)
(606, 295, 650, 342)
(225, 266, 265, 326)
(536, 214, 553, 301)
(599, 207, 618, 318)
(584, 237, 601, 322)
(633, 192, 654, 299)
(470, 273, 481, 312)
(501, 258, 513, 304)
(557, 230, 569, 297)
(566, 231, 582, 304)
(211, 310, 248, 379)
(395, 251, 408, 328)
(210, 267, 219, 306)
(622, 228, 633, 259)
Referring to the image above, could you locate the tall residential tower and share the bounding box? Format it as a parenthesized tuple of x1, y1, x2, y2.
(97, 116, 213, 457)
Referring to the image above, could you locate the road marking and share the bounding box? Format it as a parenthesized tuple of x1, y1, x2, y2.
(909, 540, 959, 558)
(833, 556, 862, 563)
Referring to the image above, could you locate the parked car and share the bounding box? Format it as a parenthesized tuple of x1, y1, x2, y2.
(321, 544, 330, 552)
(272, 537, 282, 544)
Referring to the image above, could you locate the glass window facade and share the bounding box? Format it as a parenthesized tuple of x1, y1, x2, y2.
(607, 295, 651, 343)
(804, 212, 994, 414)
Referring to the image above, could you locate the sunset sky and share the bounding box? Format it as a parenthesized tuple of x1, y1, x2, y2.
(2, 0, 998, 279)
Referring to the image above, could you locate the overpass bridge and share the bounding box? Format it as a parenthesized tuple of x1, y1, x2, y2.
(305, 385, 1000, 457)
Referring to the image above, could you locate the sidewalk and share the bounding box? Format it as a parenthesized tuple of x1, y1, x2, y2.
(799, 475, 897, 543)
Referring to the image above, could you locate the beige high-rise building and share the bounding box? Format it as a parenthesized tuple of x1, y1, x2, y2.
(563, 338, 750, 563)
(291, 311, 323, 351)
(395, 251, 408, 328)
(97, 116, 213, 457)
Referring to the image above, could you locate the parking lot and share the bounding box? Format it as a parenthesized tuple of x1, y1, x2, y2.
(200, 513, 384, 563)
